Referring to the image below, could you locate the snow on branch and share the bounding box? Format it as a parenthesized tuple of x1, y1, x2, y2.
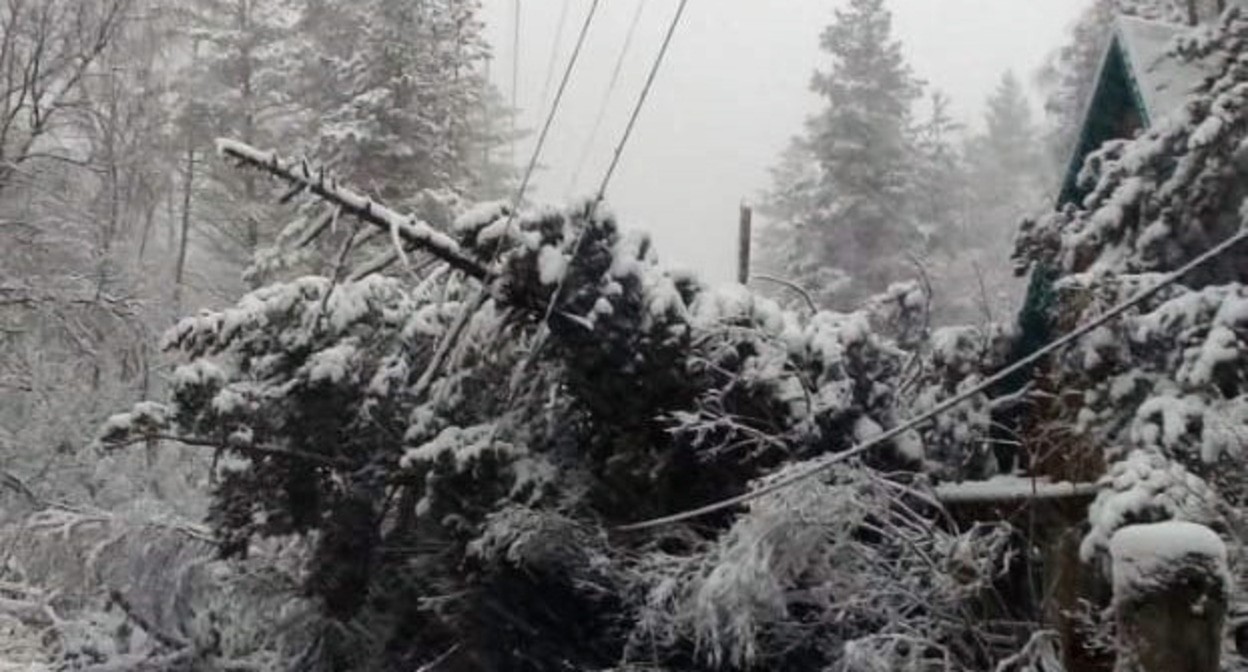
(934, 475, 1100, 504)
(215, 139, 491, 281)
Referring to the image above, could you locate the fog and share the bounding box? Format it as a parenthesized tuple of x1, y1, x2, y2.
(481, 0, 1090, 282)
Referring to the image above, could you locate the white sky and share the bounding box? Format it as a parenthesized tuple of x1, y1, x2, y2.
(481, 0, 1091, 282)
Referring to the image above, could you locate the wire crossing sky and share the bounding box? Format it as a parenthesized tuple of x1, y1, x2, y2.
(484, 0, 1090, 282)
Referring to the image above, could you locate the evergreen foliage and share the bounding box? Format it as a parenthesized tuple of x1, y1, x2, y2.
(1016, 7, 1248, 656)
(758, 0, 923, 308)
(93, 152, 1034, 668)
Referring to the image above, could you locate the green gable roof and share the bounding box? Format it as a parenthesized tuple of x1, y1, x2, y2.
(1056, 15, 1211, 207)
(1057, 39, 1146, 206)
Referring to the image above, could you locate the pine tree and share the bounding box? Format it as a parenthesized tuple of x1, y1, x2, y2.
(978, 72, 1042, 186)
(967, 71, 1047, 249)
(760, 0, 923, 308)
(301, 0, 498, 222)
(911, 92, 966, 251)
(756, 138, 837, 305)
(168, 0, 306, 297)
(463, 74, 521, 202)
(944, 71, 1047, 322)
(104, 140, 1026, 668)
(908, 93, 981, 323)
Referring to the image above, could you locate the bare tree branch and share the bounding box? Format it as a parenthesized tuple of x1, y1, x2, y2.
(108, 433, 354, 470)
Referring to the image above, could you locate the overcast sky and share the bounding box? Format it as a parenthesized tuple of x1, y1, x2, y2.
(481, 0, 1091, 282)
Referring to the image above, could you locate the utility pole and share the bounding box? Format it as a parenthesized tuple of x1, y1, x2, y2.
(737, 203, 753, 285)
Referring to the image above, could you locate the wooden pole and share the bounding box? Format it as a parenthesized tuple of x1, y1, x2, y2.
(737, 204, 752, 285)
(1110, 522, 1227, 672)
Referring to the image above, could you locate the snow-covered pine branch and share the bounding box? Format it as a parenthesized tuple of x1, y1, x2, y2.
(216, 139, 491, 281)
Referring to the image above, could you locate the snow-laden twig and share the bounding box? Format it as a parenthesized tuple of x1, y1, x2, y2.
(750, 273, 817, 313)
(108, 589, 189, 650)
(992, 629, 1060, 672)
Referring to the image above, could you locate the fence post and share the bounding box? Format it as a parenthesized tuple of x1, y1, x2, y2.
(1109, 521, 1228, 672)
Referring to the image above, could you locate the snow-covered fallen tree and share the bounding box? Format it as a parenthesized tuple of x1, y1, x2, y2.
(85, 135, 1047, 670)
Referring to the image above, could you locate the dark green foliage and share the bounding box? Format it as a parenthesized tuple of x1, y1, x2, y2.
(103, 176, 1021, 669)
(758, 0, 925, 307)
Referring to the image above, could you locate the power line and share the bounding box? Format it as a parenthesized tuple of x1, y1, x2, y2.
(510, 0, 521, 166)
(616, 225, 1248, 532)
(566, 0, 648, 197)
(544, 0, 684, 352)
(441, 0, 601, 406)
(595, 0, 690, 202)
(510, 0, 601, 217)
(538, 0, 573, 113)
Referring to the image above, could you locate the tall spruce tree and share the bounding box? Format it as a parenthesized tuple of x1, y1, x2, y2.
(908, 92, 979, 323)
(301, 0, 502, 223)
(967, 71, 1046, 244)
(167, 0, 307, 300)
(911, 92, 966, 252)
(760, 0, 923, 309)
(940, 71, 1047, 322)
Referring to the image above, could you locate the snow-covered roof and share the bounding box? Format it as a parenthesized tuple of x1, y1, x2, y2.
(1057, 15, 1217, 205)
(1114, 15, 1216, 124)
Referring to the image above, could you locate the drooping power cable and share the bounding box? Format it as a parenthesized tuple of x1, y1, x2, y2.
(566, 0, 648, 197)
(538, 0, 574, 113)
(616, 225, 1248, 531)
(510, 0, 602, 218)
(595, 0, 690, 202)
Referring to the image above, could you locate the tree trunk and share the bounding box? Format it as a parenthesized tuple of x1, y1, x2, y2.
(174, 144, 195, 312)
(237, 0, 260, 257)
